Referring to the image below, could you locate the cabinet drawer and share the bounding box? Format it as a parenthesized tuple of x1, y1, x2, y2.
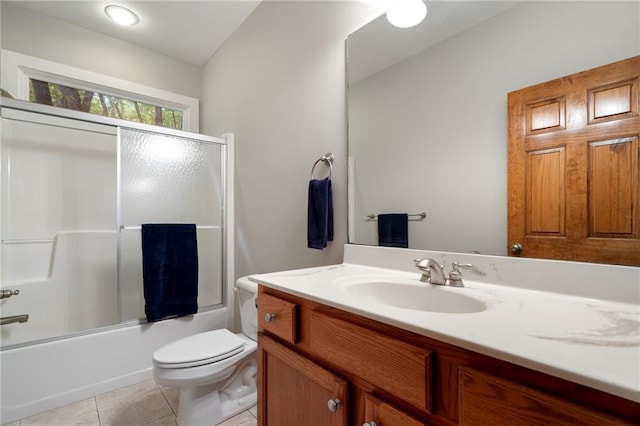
(460, 368, 632, 425)
(364, 394, 427, 426)
(258, 292, 298, 344)
(309, 311, 433, 413)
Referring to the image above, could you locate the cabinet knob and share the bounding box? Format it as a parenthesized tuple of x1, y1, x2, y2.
(327, 398, 341, 412)
(264, 313, 276, 322)
(363, 422, 378, 426)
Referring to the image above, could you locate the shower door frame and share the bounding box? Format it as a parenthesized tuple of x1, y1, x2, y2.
(0, 97, 234, 349)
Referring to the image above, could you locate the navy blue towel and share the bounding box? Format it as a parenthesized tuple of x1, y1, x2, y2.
(378, 214, 408, 248)
(307, 178, 334, 249)
(141, 224, 198, 322)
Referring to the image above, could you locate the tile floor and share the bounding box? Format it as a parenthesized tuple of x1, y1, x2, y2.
(3, 380, 257, 426)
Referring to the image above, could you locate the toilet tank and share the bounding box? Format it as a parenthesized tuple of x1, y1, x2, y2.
(234, 276, 258, 341)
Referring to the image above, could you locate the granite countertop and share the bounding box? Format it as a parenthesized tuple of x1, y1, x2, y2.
(250, 262, 640, 403)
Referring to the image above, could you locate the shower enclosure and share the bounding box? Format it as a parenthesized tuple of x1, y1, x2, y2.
(0, 98, 230, 349)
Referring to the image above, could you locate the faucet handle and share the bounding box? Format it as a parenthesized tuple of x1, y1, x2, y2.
(448, 262, 478, 287)
(452, 262, 474, 271)
(448, 262, 473, 287)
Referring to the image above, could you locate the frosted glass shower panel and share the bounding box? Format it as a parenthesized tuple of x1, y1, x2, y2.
(119, 129, 224, 318)
(120, 129, 223, 225)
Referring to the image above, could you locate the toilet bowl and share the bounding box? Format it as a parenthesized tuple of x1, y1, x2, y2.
(152, 277, 258, 426)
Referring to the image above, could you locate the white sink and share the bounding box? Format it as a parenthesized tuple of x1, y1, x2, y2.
(343, 280, 487, 314)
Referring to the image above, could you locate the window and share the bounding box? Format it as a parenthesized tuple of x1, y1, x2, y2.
(1, 50, 199, 132)
(29, 78, 183, 129)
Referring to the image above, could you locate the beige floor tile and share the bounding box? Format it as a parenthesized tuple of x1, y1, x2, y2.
(158, 386, 179, 415)
(96, 380, 159, 410)
(97, 380, 172, 426)
(1, 421, 20, 426)
(217, 411, 255, 426)
(19, 398, 98, 426)
(142, 414, 177, 426)
(248, 405, 257, 418)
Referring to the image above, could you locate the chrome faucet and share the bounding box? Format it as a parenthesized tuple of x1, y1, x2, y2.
(414, 258, 476, 287)
(0, 314, 29, 326)
(0, 289, 19, 299)
(414, 258, 446, 285)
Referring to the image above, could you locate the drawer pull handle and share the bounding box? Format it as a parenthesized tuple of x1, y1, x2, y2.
(265, 313, 276, 322)
(363, 423, 378, 426)
(327, 398, 341, 412)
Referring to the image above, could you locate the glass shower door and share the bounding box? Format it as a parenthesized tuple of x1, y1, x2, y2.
(118, 128, 224, 322)
(1, 108, 117, 347)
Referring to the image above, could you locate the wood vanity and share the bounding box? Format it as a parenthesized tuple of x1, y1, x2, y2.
(256, 285, 639, 425)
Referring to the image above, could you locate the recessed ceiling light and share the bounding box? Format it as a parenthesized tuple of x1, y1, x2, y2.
(104, 4, 139, 26)
(386, 0, 427, 29)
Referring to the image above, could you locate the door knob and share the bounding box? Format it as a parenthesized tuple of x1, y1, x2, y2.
(363, 422, 378, 426)
(327, 398, 341, 412)
(510, 243, 523, 255)
(264, 313, 276, 322)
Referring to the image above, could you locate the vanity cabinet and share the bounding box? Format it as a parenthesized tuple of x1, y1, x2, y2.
(459, 368, 629, 425)
(257, 286, 638, 425)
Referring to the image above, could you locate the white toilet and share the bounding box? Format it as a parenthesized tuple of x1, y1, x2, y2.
(152, 277, 258, 426)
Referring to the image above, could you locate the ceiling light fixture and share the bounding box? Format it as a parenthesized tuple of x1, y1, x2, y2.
(104, 4, 139, 26)
(386, 0, 427, 29)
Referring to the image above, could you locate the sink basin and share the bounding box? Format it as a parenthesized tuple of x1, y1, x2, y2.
(344, 280, 487, 313)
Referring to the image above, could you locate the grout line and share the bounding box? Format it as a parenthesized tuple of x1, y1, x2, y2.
(94, 396, 102, 426)
(156, 383, 178, 417)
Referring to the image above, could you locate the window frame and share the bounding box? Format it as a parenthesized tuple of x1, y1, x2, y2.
(1, 49, 199, 132)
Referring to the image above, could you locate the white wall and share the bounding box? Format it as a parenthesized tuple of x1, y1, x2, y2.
(349, 1, 640, 255)
(201, 0, 383, 279)
(0, 2, 202, 100)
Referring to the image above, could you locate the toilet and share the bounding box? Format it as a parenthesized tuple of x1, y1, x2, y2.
(152, 277, 258, 426)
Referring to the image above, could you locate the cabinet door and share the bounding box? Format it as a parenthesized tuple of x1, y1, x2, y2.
(363, 394, 427, 426)
(460, 368, 632, 425)
(258, 334, 348, 426)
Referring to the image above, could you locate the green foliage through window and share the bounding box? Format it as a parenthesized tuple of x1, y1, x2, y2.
(29, 79, 183, 130)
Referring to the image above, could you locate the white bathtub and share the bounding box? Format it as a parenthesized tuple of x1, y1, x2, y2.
(0, 308, 229, 424)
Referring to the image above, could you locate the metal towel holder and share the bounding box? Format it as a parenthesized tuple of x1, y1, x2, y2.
(310, 153, 334, 179)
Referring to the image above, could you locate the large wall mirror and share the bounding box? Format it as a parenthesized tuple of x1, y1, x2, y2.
(347, 1, 640, 257)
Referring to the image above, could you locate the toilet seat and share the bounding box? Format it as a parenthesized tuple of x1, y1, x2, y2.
(153, 329, 245, 369)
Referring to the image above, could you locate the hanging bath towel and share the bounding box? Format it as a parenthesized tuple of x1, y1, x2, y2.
(141, 224, 198, 322)
(307, 177, 334, 249)
(378, 213, 409, 248)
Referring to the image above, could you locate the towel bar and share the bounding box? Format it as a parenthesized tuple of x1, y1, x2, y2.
(367, 212, 427, 221)
(120, 225, 221, 230)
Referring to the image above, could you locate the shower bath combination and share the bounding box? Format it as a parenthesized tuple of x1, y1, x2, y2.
(0, 98, 235, 423)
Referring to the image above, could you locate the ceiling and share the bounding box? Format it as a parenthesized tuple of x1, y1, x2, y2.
(348, 1, 522, 83)
(7, 0, 263, 66)
(8, 1, 522, 71)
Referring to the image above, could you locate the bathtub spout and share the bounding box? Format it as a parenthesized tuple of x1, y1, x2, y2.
(0, 314, 29, 325)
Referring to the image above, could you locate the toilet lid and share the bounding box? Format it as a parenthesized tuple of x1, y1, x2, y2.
(153, 329, 245, 369)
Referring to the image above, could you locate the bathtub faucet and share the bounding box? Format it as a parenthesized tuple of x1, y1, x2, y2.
(0, 314, 29, 326)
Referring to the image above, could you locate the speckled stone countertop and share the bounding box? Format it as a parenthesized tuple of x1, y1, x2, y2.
(251, 245, 640, 403)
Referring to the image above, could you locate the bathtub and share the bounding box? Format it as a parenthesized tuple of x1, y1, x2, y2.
(0, 308, 229, 423)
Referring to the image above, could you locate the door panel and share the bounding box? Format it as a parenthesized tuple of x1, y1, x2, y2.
(508, 56, 640, 265)
(258, 334, 348, 426)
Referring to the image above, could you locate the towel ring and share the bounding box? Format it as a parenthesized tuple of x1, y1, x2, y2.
(310, 153, 334, 180)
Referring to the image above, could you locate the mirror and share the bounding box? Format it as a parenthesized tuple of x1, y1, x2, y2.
(347, 1, 640, 256)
